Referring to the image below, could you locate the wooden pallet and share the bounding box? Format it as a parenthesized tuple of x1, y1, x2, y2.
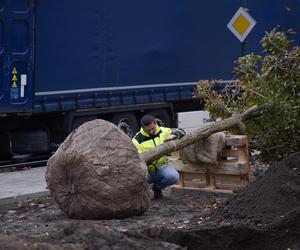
(170, 135, 250, 191)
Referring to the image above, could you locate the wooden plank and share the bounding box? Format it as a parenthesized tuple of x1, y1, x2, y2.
(171, 160, 207, 173)
(171, 159, 249, 175)
(177, 171, 249, 191)
(206, 172, 213, 187)
(215, 184, 246, 191)
(209, 161, 249, 175)
(221, 146, 248, 160)
(177, 171, 184, 186)
(225, 135, 248, 147)
(183, 181, 208, 188)
(237, 146, 248, 162)
(170, 185, 234, 195)
(221, 147, 241, 157)
(214, 174, 249, 190)
(182, 172, 207, 188)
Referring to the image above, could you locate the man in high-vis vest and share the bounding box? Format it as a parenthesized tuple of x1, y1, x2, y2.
(132, 115, 186, 199)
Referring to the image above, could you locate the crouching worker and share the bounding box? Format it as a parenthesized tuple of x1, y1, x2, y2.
(132, 115, 186, 199)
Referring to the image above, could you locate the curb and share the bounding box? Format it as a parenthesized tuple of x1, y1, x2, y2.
(0, 191, 50, 206)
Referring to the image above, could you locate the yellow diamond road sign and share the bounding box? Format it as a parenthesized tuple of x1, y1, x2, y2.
(227, 7, 256, 42)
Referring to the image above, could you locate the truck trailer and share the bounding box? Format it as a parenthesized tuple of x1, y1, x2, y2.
(0, 0, 299, 162)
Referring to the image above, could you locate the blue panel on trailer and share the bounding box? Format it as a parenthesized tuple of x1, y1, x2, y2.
(1, 0, 299, 114)
(0, 0, 33, 113)
(0, 62, 3, 101)
(34, 0, 241, 97)
(247, 1, 300, 54)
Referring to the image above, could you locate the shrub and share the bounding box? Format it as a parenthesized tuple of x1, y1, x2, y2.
(196, 28, 300, 162)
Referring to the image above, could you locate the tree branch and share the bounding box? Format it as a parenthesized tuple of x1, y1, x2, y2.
(141, 105, 262, 164)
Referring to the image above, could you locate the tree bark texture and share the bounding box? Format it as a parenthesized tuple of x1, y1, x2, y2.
(46, 119, 150, 220)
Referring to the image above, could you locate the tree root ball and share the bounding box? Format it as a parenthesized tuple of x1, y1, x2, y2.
(46, 119, 151, 220)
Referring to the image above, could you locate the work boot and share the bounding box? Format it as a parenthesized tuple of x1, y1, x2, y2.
(152, 184, 163, 199)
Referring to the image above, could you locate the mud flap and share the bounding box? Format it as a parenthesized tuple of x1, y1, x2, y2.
(0, 132, 13, 159)
(11, 129, 50, 155)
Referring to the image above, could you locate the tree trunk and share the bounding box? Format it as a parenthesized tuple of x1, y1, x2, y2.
(141, 105, 261, 164)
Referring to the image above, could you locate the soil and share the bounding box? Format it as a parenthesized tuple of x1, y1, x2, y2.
(0, 152, 300, 250)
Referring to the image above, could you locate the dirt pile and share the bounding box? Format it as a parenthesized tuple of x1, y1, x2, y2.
(213, 152, 300, 224)
(160, 152, 300, 249)
(0, 190, 226, 250)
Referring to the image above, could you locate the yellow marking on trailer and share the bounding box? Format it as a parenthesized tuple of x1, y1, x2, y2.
(12, 67, 17, 74)
(12, 82, 17, 88)
(12, 75, 17, 81)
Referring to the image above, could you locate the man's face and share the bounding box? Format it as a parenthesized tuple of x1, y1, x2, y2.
(143, 122, 157, 136)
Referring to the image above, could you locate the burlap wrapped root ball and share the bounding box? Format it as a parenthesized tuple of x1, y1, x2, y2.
(46, 119, 151, 219)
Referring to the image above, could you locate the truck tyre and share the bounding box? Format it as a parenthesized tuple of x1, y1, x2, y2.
(112, 112, 138, 138)
(72, 116, 97, 131)
(146, 109, 171, 127)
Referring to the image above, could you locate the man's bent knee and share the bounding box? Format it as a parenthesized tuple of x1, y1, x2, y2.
(164, 170, 179, 186)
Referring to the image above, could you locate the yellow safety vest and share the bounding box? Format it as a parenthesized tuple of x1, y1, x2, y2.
(132, 126, 172, 172)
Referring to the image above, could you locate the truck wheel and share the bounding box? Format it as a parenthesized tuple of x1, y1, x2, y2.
(72, 116, 97, 131)
(112, 112, 138, 138)
(146, 109, 171, 127)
